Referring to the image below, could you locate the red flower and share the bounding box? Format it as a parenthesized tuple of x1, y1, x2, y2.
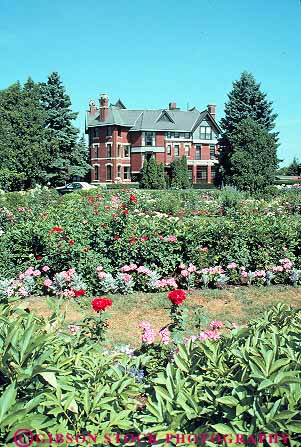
(130, 237, 137, 244)
(167, 289, 187, 305)
(74, 289, 86, 297)
(114, 235, 120, 240)
(36, 255, 43, 260)
(49, 226, 63, 235)
(123, 209, 129, 215)
(83, 247, 90, 252)
(140, 236, 148, 242)
(129, 194, 138, 203)
(69, 240, 75, 246)
(92, 297, 113, 312)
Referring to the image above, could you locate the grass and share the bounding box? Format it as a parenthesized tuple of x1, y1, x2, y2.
(23, 285, 301, 348)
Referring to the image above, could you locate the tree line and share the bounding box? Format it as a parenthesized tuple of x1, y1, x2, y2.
(0, 72, 90, 190)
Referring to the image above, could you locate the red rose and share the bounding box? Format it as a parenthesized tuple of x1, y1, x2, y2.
(130, 237, 137, 244)
(74, 289, 86, 297)
(36, 255, 43, 260)
(129, 194, 138, 203)
(167, 289, 187, 305)
(123, 209, 129, 215)
(49, 226, 63, 235)
(83, 247, 90, 252)
(140, 236, 148, 242)
(114, 235, 120, 240)
(92, 297, 113, 312)
(69, 240, 75, 246)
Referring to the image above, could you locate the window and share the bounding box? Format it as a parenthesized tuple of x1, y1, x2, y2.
(174, 144, 180, 156)
(106, 165, 112, 181)
(196, 144, 202, 160)
(118, 127, 122, 137)
(174, 132, 180, 138)
(123, 166, 131, 180)
(94, 165, 99, 180)
(210, 144, 215, 160)
(106, 144, 112, 158)
(197, 166, 207, 183)
(124, 145, 130, 157)
(145, 132, 154, 146)
(167, 144, 172, 156)
(200, 126, 212, 140)
(106, 126, 112, 137)
(184, 132, 190, 139)
(117, 144, 122, 158)
(117, 165, 122, 178)
(94, 144, 99, 158)
(211, 166, 217, 181)
(166, 132, 171, 138)
(188, 167, 193, 181)
(93, 128, 99, 138)
(185, 145, 190, 156)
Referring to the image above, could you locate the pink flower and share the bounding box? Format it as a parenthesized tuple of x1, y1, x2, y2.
(18, 287, 28, 297)
(43, 279, 53, 287)
(209, 321, 223, 329)
(67, 289, 75, 298)
(181, 269, 189, 277)
(98, 271, 107, 280)
(168, 236, 177, 242)
(227, 262, 237, 269)
(19, 273, 25, 280)
(139, 321, 155, 344)
(179, 263, 186, 269)
(188, 264, 196, 273)
(200, 330, 220, 341)
(68, 268, 76, 276)
(42, 266, 50, 272)
(96, 266, 103, 272)
(166, 278, 177, 288)
(24, 267, 34, 276)
(231, 322, 239, 329)
(241, 271, 248, 278)
(6, 287, 14, 297)
(122, 273, 132, 282)
(159, 328, 170, 345)
(137, 266, 151, 275)
(121, 265, 131, 272)
(18, 207, 26, 212)
(129, 263, 138, 270)
(199, 246, 208, 253)
(33, 270, 41, 277)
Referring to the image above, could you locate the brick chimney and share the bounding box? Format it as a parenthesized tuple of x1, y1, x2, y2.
(99, 93, 109, 121)
(207, 104, 216, 120)
(169, 102, 177, 110)
(89, 100, 97, 114)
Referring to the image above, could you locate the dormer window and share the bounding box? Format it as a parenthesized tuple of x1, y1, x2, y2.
(200, 126, 212, 140)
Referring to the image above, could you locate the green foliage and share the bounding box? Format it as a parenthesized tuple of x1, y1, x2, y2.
(219, 72, 279, 191)
(169, 156, 190, 189)
(139, 157, 166, 189)
(227, 118, 278, 192)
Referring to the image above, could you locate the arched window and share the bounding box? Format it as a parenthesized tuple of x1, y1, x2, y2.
(94, 165, 99, 180)
(106, 165, 112, 181)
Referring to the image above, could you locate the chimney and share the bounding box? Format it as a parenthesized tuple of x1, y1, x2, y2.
(169, 102, 177, 110)
(89, 100, 97, 114)
(207, 104, 216, 120)
(99, 93, 109, 121)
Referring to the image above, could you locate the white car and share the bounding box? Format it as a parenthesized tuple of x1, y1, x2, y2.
(56, 182, 97, 194)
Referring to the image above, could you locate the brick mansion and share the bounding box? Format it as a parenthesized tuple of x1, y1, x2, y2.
(85, 94, 221, 185)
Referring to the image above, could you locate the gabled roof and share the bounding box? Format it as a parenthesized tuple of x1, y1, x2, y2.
(86, 103, 221, 133)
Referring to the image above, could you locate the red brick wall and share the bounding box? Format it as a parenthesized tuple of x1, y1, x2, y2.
(130, 132, 142, 147)
(131, 153, 143, 172)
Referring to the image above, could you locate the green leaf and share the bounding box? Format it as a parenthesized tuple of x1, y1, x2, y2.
(39, 372, 58, 389)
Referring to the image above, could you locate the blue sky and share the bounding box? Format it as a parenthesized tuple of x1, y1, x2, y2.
(0, 0, 300, 165)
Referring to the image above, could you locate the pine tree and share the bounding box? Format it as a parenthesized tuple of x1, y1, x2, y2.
(228, 118, 278, 192)
(40, 72, 79, 184)
(286, 157, 300, 176)
(146, 157, 159, 189)
(219, 72, 279, 189)
(169, 156, 190, 189)
(220, 71, 277, 135)
(180, 155, 190, 189)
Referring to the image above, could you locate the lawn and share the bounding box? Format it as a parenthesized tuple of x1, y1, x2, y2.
(24, 285, 301, 347)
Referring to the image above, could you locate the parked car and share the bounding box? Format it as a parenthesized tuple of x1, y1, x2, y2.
(56, 182, 97, 194)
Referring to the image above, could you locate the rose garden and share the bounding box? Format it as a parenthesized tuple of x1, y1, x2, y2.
(0, 186, 301, 446)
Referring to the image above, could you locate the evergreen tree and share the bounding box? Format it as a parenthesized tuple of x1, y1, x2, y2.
(40, 72, 79, 184)
(219, 72, 279, 188)
(139, 159, 149, 188)
(146, 157, 159, 189)
(69, 135, 91, 179)
(286, 157, 300, 176)
(0, 79, 49, 189)
(220, 71, 277, 135)
(228, 118, 278, 192)
(156, 163, 166, 189)
(170, 156, 190, 189)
